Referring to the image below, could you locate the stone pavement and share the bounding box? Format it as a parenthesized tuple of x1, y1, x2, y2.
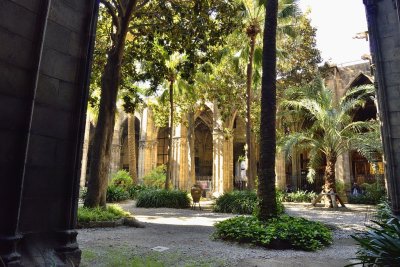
(78, 201, 373, 266)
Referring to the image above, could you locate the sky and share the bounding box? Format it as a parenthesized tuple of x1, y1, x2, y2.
(298, 0, 370, 65)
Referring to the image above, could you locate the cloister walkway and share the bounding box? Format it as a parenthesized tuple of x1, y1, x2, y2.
(78, 201, 374, 266)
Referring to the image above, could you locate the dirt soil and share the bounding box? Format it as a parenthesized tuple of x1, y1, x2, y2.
(78, 201, 375, 267)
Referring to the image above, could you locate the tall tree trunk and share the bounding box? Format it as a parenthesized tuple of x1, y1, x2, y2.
(84, 54, 121, 208)
(246, 28, 259, 190)
(128, 113, 138, 184)
(84, 0, 137, 208)
(165, 78, 174, 190)
(258, 0, 278, 221)
(324, 156, 337, 192)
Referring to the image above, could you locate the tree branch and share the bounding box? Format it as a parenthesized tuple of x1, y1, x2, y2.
(100, 0, 120, 32)
(111, 0, 124, 16)
(136, 0, 150, 11)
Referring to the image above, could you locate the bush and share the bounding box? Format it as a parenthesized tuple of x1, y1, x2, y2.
(136, 189, 190, 209)
(126, 184, 148, 199)
(348, 182, 386, 205)
(142, 165, 167, 189)
(213, 190, 284, 215)
(213, 215, 332, 251)
(110, 170, 133, 188)
(106, 185, 130, 202)
(375, 199, 393, 223)
(350, 216, 400, 266)
(282, 190, 317, 203)
(78, 204, 131, 223)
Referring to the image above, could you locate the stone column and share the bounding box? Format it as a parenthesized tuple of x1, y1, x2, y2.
(170, 123, 180, 188)
(138, 108, 158, 180)
(364, 0, 400, 214)
(275, 152, 287, 190)
(335, 153, 351, 201)
(212, 127, 225, 196)
(0, 0, 98, 265)
(223, 136, 234, 192)
(212, 104, 234, 196)
(291, 150, 301, 189)
(80, 113, 91, 187)
(187, 112, 196, 190)
(109, 115, 122, 178)
(176, 122, 191, 191)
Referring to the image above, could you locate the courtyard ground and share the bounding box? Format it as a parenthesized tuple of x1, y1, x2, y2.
(78, 201, 375, 266)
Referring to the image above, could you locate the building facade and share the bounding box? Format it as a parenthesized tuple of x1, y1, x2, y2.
(81, 63, 380, 198)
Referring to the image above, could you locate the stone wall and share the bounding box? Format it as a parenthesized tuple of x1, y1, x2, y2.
(0, 0, 96, 265)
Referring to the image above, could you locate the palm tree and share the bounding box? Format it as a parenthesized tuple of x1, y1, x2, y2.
(238, 0, 300, 189)
(279, 81, 381, 200)
(258, 0, 279, 221)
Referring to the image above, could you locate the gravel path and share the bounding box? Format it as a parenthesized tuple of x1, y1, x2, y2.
(78, 201, 375, 267)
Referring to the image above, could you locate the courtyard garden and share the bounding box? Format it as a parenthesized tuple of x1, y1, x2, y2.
(76, 0, 398, 266)
(77, 167, 399, 266)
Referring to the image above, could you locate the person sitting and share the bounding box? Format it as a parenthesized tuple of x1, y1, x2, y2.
(285, 184, 293, 193)
(351, 182, 362, 195)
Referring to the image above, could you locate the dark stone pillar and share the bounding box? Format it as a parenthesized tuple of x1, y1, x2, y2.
(364, 0, 400, 215)
(0, 0, 98, 265)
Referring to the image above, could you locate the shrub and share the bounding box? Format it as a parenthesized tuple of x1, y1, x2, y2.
(110, 170, 133, 188)
(283, 190, 317, 203)
(136, 189, 190, 209)
(350, 216, 400, 266)
(126, 184, 147, 199)
(213, 215, 332, 251)
(142, 165, 167, 189)
(375, 199, 393, 223)
(106, 185, 130, 202)
(348, 181, 386, 205)
(213, 190, 284, 215)
(78, 204, 131, 223)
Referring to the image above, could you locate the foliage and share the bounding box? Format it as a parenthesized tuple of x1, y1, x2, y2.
(213, 190, 284, 215)
(213, 190, 258, 214)
(110, 170, 133, 188)
(126, 184, 148, 200)
(142, 165, 167, 189)
(363, 181, 387, 203)
(213, 215, 332, 251)
(279, 81, 381, 191)
(349, 217, 400, 266)
(77, 204, 131, 223)
(81, 248, 227, 267)
(335, 180, 346, 196)
(348, 181, 386, 205)
(106, 185, 130, 202)
(277, 10, 321, 88)
(375, 199, 393, 223)
(136, 189, 190, 209)
(281, 190, 317, 203)
(85, 0, 243, 208)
